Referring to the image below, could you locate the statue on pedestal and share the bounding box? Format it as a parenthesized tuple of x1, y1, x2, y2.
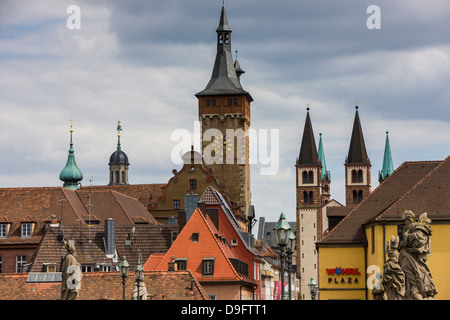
(60, 239, 82, 300)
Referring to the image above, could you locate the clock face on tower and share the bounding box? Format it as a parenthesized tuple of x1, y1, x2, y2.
(212, 134, 232, 156)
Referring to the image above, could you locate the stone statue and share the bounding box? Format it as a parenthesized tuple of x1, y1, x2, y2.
(382, 236, 405, 300)
(60, 239, 82, 300)
(373, 210, 438, 300)
(131, 280, 148, 300)
(399, 210, 437, 299)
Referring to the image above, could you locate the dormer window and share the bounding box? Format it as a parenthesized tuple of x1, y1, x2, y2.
(21, 223, 32, 238)
(0, 224, 8, 238)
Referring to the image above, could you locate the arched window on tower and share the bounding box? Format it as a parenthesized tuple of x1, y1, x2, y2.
(308, 171, 314, 183)
(353, 190, 358, 203)
(121, 171, 125, 184)
(115, 171, 119, 184)
(358, 190, 363, 202)
(303, 191, 314, 204)
(352, 170, 357, 183)
(302, 171, 308, 184)
(357, 170, 363, 183)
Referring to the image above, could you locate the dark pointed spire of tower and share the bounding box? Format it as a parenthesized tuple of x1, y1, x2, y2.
(347, 105, 370, 164)
(298, 107, 319, 165)
(59, 119, 83, 190)
(195, 4, 252, 101)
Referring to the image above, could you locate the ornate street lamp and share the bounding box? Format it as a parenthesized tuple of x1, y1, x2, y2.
(134, 259, 144, 300)
(119, 256, 129, 300)
(286, 231, 296, 300)
(308, 277, 318, 300)
(274, 212, 292, 300)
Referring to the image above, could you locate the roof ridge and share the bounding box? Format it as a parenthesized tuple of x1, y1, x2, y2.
(376, 156, 448, 220)
(109, 190, 135, 224)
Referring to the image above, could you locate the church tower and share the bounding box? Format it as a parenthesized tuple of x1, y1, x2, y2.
(59, 120, 83, 190)
(345, 106, 371, 206)
(108, 121, 129, 185)
(295, 107, 324, 299)
(195, 5, 253, 228)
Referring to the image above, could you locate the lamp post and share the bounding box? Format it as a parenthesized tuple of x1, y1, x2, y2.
(286, 231, 296, 300)
(308, 277, 318, 300)
(273, 212, 291, 300)
(119, 256, 129, 300)
(134, 259, 144, 300)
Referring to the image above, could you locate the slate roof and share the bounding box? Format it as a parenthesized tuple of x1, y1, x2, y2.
(347, 107, 370, 164)
(319, 157, 449, 245)
(297, 109, 319, 166)
(195, 5, 252, 100)
(0, 271, 209, 300)
(257, 217, 296, 250)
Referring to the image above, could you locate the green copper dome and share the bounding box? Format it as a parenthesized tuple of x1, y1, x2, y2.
(59, 124, 83, 190)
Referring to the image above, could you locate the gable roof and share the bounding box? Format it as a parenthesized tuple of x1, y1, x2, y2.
(0, 187, 160, 248)
(84, 184, 165, 210)
(0, 271, 209, 300)
(375, 155, 450, 222)
(319, 158, 446, 245)
(144, 208, 256, 285)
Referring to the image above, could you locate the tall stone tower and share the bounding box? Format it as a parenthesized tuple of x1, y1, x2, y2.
(295, 108, 326, 299)
(195, 5, 253, 228)
(345, 106, 371, 206)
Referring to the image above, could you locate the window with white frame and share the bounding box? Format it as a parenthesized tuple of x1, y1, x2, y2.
(0, 224, 6, 238)
(16, 255, 27, 273)
(21, 223, 32, 237)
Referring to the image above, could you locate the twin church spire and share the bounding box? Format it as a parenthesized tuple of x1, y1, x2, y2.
(297, 105, 394, 206)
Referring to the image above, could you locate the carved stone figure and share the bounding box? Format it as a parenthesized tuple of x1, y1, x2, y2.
(131, 280, 148, 300)
(398, 210, 437, 300)
(60, 239, 82, 300)
(373, 210, 438, 300)
(382, 236, 405, 300)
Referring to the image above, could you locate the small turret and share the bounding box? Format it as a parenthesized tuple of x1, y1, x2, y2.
(59, 120, 83, 190)
(109, 121, 129, 185)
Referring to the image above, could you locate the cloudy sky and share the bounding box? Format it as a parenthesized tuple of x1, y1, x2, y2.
(1, 0, 449, 232)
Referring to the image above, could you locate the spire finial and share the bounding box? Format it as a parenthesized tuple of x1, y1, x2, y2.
(116, 120, 122, 151)
(306, 102, 310, 111)
(69, 118, 74, 133)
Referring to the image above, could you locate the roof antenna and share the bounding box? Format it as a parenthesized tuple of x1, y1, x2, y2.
(58, 198, 67, 242)
(87, 177, 94, 243)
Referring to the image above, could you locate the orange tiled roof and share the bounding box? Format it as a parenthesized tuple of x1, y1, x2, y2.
(144, 208, 256, 286)
(0, 271, 209, 300)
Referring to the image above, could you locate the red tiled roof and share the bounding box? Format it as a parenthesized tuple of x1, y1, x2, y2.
(144, 208, 256, 286)
(29, 224, 177, 273)
(83, 184, 165, 209)
(0, 271, 209, 300)
(0, 187, 159, 246)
